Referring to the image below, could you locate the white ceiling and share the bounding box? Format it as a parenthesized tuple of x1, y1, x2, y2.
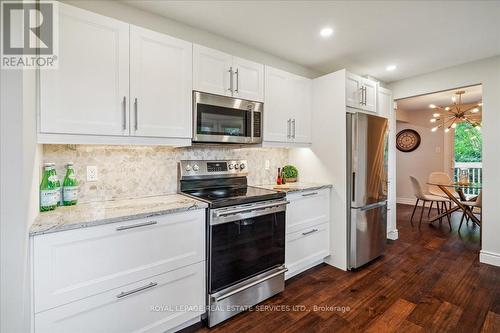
(396, 85, 482, 111)
(123, 0, 500, 82)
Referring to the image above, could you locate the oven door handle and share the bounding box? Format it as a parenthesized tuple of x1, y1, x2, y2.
(214, 200, 289, 217)
(211, 267, 288, 303)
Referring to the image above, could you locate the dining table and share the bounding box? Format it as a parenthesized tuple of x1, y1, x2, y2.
(427, 181, 482, 239)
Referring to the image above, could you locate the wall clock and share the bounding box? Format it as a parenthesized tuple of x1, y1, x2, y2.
(396, 129, 421, 152)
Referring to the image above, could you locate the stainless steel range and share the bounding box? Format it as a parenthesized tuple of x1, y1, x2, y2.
(178, 160, 287, 327)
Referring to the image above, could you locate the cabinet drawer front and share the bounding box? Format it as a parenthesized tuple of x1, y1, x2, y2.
(286, 189, 330, 234)
(35, 262, 205, 333)
(34, 210, 205, 313)
(285, 223, 329, 276)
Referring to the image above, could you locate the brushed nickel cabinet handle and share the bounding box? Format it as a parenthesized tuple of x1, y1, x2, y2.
(302, 229, 318, 236)
(116, 282, 157, 299)
(116, 220, 157, 231)
(287, 119, 291, 138)
(235, 68, 239, 93)
(228, 67, 234, 93)
(122, 96, 127, 130)
(134, 98, 138, 131)
(292, 119, 296, 139)
(302, 192, 318, 197)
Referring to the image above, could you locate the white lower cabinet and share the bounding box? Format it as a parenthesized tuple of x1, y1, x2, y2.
(32, 209, 206, 333)
(35, 262, 205, 333)
(285, 189, 331, 279)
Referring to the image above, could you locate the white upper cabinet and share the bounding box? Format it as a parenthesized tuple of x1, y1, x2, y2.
(345, 72, 378, 113)
(264, 66, 312, 145)
(130, 25, 192, 138)
(40, 4, 130, 136)
(193, 45, 233, 97)
(290, 75, 312, 144)
(232, 57, 265, 101)
(264, 66, 290, 142)
(193, 45, 264, 101)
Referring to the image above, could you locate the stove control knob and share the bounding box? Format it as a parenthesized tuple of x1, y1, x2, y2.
(234, 163, 240, 170)
(185, 164, 192, 171)
(192, 164, 199, 172)
(240, 163, 246, 170)
(228, 164, 234, 170)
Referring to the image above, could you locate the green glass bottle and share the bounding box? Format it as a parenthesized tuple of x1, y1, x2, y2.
(49, 163, 62, 206)
(63, 162, 78, 206)
(40, 163, 58, 212)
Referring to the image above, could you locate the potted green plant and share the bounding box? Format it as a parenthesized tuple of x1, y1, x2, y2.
(282, 165, 298, 183)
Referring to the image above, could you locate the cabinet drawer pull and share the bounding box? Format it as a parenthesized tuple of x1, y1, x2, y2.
(116, 220, 158, 231)
(302, 229, 318, 236)
(302, 192, 318, 197)
(122, 96, 127, 130)
(116, 282, 157, 299)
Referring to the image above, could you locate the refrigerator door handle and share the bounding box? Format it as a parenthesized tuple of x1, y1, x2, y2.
(360, 201, 387, 211)
(352, 172, 356, 202)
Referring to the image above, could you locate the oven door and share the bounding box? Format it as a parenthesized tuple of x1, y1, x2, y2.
(208, 200, 287, 293)
(193, 91, 262, 144)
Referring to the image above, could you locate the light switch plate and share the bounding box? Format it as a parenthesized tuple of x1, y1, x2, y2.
(87, 166, 98, 182)
(265, 160, 270, 170)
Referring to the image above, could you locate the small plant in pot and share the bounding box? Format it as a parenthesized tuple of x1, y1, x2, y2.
(282, 165, 298, 183)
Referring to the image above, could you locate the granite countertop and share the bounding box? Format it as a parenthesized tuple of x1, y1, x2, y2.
(253, 182, 332, 194)
(30, 194, 208, 236)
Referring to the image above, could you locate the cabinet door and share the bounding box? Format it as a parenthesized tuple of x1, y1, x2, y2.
(35, 262, 205, 333)
(40, 4, 129, 136)
(34, 210, 205, 313)
(362, 78, 378, 112)
(346, 72, 363, 109)
(130, 26, 192, 138)
(193, 44, 232, 96)
(286, 189, 330, 234)
(290, 75, 312, 144)
(264, 66, 291, 142)
(232, 57, 264, 102)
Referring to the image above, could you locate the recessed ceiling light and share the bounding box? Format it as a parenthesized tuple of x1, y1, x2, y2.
(320, 27, 333, 38)
(386, 65, 397, 71)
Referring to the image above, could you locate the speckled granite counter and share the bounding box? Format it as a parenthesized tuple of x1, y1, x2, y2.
(30, 194, 207, 236)
(252, 182, 332, 194)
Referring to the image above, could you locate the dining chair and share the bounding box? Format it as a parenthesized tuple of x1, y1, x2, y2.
(459, 191, 482, 232)
(409, 176, 451, 229)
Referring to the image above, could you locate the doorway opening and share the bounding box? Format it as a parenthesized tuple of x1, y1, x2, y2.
(394, 84, 483, 242)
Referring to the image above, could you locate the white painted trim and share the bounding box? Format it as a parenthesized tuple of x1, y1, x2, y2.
(285, 258, 325, 280)
(261, 141, 312, 148)
(37, 133, 191, 147)
(165, 316, 201, 333)
(387, 229, 399, 240)
(479, 250, 500, 267)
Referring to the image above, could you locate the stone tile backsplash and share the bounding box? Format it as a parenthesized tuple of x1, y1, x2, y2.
(43, 145, 289, 203)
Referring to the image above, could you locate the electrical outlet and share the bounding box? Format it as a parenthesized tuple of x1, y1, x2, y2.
(265, 160, 270, 170)
(87, 166, 98, 182)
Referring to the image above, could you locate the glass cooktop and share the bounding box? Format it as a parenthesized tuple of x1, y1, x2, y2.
(182, 186, 285, 208)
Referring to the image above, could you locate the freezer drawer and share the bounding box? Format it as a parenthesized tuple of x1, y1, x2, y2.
(349, 202, 387, 269)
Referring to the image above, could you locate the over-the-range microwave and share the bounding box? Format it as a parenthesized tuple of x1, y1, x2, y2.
(192, 91, 263, 144)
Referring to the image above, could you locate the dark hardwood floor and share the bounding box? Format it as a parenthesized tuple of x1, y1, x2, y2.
(193, 204, 500, 332)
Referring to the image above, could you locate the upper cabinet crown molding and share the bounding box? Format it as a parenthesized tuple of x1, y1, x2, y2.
(193, 44, 264, 102)
(346, 72, 378, 113)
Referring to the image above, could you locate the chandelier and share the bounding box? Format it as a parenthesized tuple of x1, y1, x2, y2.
(429, 90, 482, 132)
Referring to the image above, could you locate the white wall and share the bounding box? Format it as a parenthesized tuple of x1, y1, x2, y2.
(0, 68, 40, 333)
(62, 0, 318, 78)
(289, 70, 347, 270)
(389, 55, 500, 267)
(396, 122, 445, 202)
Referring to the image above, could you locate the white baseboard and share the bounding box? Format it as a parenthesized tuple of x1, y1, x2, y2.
(387, 229, 399, 240)
(480, 250, 500, 267)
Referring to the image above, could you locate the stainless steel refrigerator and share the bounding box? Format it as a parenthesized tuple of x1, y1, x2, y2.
(347, 112, 389, 269)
